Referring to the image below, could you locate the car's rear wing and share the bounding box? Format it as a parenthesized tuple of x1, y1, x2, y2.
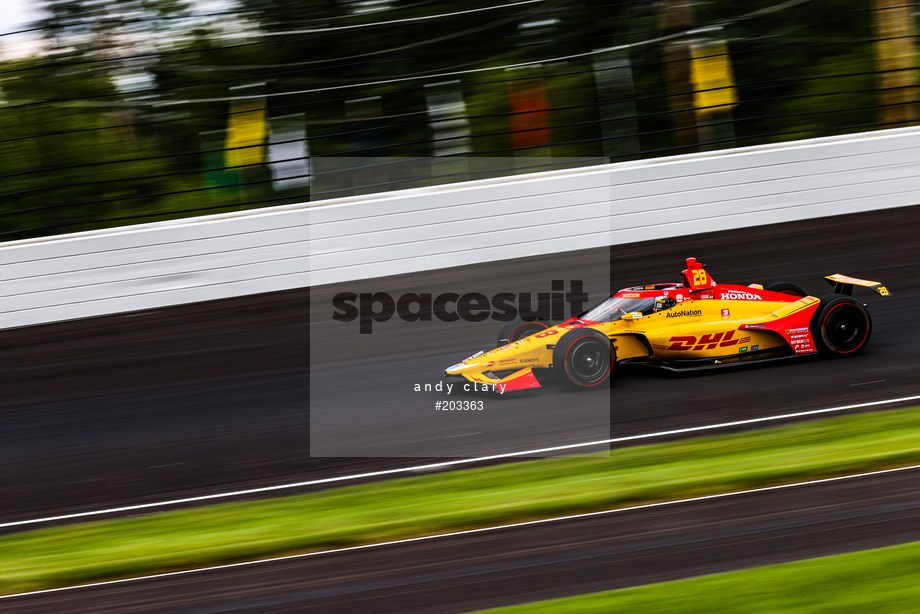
(825, 274, 890, 296)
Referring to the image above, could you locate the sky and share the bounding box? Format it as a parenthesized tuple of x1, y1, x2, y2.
(0, 0, 235, 59)
(1, 0, 39, 34)
(0, 0, 44, 59)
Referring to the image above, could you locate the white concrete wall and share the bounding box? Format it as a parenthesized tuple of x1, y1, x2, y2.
(0, 211, 310, 329)
(3, 126, 920, 330)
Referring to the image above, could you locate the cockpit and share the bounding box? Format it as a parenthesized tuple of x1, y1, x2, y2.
(579, 295, 671, 322)
(578, 259, 714, 323)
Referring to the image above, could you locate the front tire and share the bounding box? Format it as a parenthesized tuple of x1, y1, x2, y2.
(810, 294, 872, 357)
(553, 329, 614, 389)
(496, 318, 550, 347)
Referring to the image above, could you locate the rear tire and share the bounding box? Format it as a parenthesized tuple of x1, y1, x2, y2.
(496, 318, 550, 347)
(810, 294, 872, 357)
(553, 329, 614, 389)
(765, 281, 807, 297)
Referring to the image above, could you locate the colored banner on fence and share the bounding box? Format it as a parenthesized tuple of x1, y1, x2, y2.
(226, 98, 267, 167)
(268, 114, 310, 191)
(690, 41, 737, 115)
(201, 129, 240, 196)
(425, 81, 471, 156)
(509, 80, 550, 149)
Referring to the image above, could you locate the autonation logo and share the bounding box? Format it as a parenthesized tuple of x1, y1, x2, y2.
(333, 281, 588, 333)
(666, 309, 703, 319)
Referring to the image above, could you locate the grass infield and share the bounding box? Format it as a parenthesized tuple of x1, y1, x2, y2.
(470, 539, 920, 613)
(2, 406, 920, 595)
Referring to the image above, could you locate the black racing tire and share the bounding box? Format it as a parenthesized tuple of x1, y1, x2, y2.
(552, 329, 614, 389)
(496, 318, 550, 347)
(810, 294, 872, 357)
(765, 281, 807, 297)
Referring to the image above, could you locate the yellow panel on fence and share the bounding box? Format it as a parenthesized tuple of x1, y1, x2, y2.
(690, 41, 737, 115)
(226, 99, 267, 167)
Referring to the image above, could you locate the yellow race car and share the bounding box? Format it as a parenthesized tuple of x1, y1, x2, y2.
(445, 258, 889, 392)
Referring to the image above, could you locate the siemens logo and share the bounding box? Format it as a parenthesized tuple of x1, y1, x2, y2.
(666, 309, 702, 318)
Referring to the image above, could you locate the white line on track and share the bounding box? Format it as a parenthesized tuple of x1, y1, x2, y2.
(3, 463, 920, 601)
(3, 394, 920, 530)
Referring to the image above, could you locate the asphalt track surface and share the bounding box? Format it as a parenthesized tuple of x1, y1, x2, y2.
(5, 467, 920, 613)
(2, 205, 919, 523)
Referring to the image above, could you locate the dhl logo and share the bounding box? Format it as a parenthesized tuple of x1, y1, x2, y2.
(665, 330, 750, 351)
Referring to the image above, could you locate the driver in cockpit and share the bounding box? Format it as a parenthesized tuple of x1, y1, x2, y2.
(653, 295, 676, 313)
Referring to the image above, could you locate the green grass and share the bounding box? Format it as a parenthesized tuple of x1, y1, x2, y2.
(2, 406, 920, 595)
(469, 540, 920, 614)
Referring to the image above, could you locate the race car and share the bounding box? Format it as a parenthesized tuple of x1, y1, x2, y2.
(445, 257, 889, 392)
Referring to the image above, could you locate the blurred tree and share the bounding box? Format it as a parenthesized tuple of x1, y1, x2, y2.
(656, 0, 699, 153)
(872, 0, 919, 127)
(2, 0, 916, 238)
